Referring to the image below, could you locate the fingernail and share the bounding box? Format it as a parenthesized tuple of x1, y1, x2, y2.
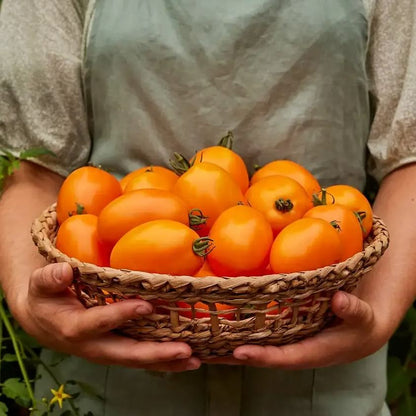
(186, 359, 200, 371)
(234, 352, 249, 360)
(136, 304, 153, 315)
(176, 352, 191, 360)
(52, 263, 64, 283)
(338, 292, 349, 310)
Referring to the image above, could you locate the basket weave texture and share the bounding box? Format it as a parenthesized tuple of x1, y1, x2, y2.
(32, 203, 389, 359)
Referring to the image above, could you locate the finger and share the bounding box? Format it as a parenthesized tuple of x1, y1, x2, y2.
(62, 299, 154, 340)
(233, 325, 360, 370)
(331, 291, 374, 326)
(79, 335, 195, 367)
(30, 263, 74, 297)
(232, 293, 375, 369)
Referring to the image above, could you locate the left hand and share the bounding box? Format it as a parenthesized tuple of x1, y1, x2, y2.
(203, 291, 393, 369)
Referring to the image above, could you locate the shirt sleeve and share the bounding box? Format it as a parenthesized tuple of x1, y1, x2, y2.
(0, 0, 91, 177)
(366, 0, 416, 183)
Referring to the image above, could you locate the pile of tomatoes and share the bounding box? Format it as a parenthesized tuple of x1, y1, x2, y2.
(55, 132, 373, 283)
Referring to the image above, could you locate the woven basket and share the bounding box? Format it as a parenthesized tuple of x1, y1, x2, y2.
(32, 203, 389, 359)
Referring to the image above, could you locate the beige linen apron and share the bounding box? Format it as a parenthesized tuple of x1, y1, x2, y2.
(36, 1, 390, 414)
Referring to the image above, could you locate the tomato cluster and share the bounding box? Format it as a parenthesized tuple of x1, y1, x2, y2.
(55, 132, 372, 280)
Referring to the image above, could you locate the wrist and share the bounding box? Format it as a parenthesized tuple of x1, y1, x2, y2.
(2, 280, 29, 325)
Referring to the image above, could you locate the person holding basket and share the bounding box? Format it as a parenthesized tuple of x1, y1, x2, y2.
(1, 0, 416, 415)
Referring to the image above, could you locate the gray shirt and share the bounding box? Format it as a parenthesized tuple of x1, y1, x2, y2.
(1, 0, 416, 182)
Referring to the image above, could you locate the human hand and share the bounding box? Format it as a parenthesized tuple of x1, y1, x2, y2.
(14, 262, 201, 372)
(204, 291, 392, 369)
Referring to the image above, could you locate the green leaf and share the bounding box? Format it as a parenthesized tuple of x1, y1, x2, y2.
(47, 351, 70, 367)
(0, 149, 16, 161)
(67, 380, 104, 401)
(6, 159, 19, 176)
(1, 353, 17, 362)
(387, 356, 413, 403)
(2, 378, 31, 408)
(0, 156, 9, 169)
(398, 391, 416, 416)
(0, 157, 11, 183)
(19, 147, 56, 160)
(0, 401, 8, 416)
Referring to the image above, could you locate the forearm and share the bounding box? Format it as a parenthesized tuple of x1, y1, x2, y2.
(0, 162, 199, 371)
(357, 163, 416, 336)
(0, 161, 63, 317)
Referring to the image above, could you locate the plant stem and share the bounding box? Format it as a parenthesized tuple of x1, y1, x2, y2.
(24, 346, 61, 386)
(217, 131, 234, 149)
(0, 300, 36, 408)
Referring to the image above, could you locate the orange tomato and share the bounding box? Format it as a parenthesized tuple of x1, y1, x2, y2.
(194, 262, 215, 277)
(266, 301, 280, 315)
(251, 160, 321, 199)
(123, 167, 178, 193)
(270, 217, 342, 273)
(110, 220, 208, 275)
(177, 301, 235, 320)
(97, 189, 189, 246)
(56, 166, 122, 224)
(304, 204, 363, 261)
(207, 205, 273, 276)
(245, 175, 313, 235)
(120, 165, 178, 191)
(173, 162, 245, 236)
(324, 185, 373, 239)
(56, 214, 111, 266)
(190, 133, 249, 193)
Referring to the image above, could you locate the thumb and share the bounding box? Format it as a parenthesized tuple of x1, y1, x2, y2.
(331, 291, 374, 326)
(30, 262, 74, 297)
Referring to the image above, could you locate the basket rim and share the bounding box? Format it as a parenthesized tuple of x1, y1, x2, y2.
(31, 202, 390, 293)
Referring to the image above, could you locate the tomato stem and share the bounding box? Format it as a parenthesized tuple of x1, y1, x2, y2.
(312, 188, 335, 206)
(76, 202, 85, 215)
(330, 220, 341, 232)
(193, 237, 215, 257)
(217, 131, 234, 149)
(253, 164, 262, 171)
(169, 152, 191, 175)
(274, 198, 294, 213)
(68, 202, 84, 217)
(354, 211, 367, 235)
(189, 209, 208, 230)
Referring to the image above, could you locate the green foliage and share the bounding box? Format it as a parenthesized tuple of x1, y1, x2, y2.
(0, 147, 97, 414)
(387, 305, 416, 415)
(0, 148, 55, 190)
(0, 402, 7, 416)
(2, 378, 31, 408)
(0, 291, 97, 415)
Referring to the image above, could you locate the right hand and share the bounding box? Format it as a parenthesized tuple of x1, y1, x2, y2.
(14, 262, 201, 372)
